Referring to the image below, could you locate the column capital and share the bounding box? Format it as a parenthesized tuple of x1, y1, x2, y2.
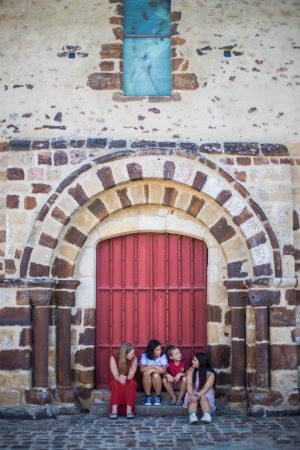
(29, 289, 53, 307)
(55, 291, 76, 307)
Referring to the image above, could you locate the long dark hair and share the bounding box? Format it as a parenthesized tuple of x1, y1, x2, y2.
(145, 339, 162, 360)
(193, 352, 216, 389)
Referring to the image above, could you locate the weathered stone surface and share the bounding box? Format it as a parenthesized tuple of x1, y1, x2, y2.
(293, 210, 299, 230)
(19, 328, 31, 347)
(30, 289, 53, 307)
(16, 290, 30, 306)
(51, 207, 70, 225)
(173, 73, 199, 89)
(99, 43, 122, 58)
(51, 139, 68, 149)
(250, 388, 284, 407)
(75, 348, 95, 367)
(29, 262, 50, 277)
(0, 349, 31, 370)
(117, 188, 131, 208)
(227, 389, 246, 404)
(192, 171, 207, 191)
(70, 140, 85, 148)
(224, 142, 259, 155)
(71, 309, 82, 325)
(210, 218, 235, 244)
(228, 291, 248, 307)
(52, 258, 75, 278)
(86, 138, 107, 148)
(246, 231, 267, 249)
(87, 73, 122, 90)
(270, 307, 296, 327)
(261, 144, 288, 156)
(79, 328, 95, 346)
(253, 263, 273, 277)
(255, 342, 270, 388)
(163, 161, 175, 180)
(100, 61, 114, 71)
(227, 261, 248, 278)
(31, 183, 52, 194)
(127, 162, 143, 180)
(9, 140, 31, 150)
(285, 289, 296, 305)
(263, 222, 279, 249)
(288, 391, 299, 406)
(0, 307, 31, 326)
(64, 226, 87, 248)
(163, 187, 178, 206)
(6, 195, 19, 209)
(248, 198, 268, 222)
(208, 305, 222, 322)
(273, 250, 282, 277)
(56, 387, 77, 403)
(249, 290, 280, 306)
(55, 291, 76, 307)
(32, 140, 49, 150)
(254, 308, 269, 341)
(5, 259, 16, 274)
(7, 168, 24, 180)
(83, 309, 95, 327)
(88, 198, 109, 221)
(24, 389, 52, 405)
(75, 369, 94, 386)
(68, 183, 89, 206)
(54, 150, 68, 166)
(186, 196, 205, 217)
(97, 166, 116, 189)
(24, 196, 37, 210)
(39, 233, 58, 249)
(20, 246, 33, 277)
(270, 345, 297, 370)
(209, 345, 230, 369)
(231, 308, 246, 338)
(215, 190, 232, 206)
(0, 391, 20, 406)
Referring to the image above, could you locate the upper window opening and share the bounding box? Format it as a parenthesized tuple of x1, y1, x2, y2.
(123, 0, 171, 97)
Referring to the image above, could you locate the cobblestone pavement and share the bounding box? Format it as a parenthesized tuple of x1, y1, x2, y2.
(0, 410, 299, 450)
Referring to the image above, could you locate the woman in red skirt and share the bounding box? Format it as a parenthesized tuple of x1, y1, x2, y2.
(109, 342, 138, 419)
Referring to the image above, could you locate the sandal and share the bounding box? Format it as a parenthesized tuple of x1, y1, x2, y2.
(109, 413, 118, 419)
(126, 413, 135, 419)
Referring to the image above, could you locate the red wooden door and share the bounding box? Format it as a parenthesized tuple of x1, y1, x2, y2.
(96, 233, 207, 388)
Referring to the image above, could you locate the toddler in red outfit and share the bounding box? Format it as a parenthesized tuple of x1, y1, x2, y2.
(163, 345, 187, 406)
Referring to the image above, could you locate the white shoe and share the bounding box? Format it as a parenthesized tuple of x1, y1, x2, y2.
(189, 412, 198, 424)
(201, 412, 212, 423)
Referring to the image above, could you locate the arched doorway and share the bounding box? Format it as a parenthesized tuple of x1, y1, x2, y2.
(96, 232, 207, 388)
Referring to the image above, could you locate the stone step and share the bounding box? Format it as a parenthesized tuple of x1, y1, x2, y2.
(89, 389, 227, 417)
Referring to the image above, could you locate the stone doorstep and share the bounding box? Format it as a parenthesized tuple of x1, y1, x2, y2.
(0, 403, 82, 420)
(89, 390, 228, 417)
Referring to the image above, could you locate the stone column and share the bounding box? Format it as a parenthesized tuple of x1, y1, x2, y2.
(55, 281, 79, 403)
(248, 284, 280, 411)
(226, 285, 247, 405)
(25, 289, 53, 405)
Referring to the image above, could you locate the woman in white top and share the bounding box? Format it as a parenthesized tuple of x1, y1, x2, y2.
(139, 339, 168, 406)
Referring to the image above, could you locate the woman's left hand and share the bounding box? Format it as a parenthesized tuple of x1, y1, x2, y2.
(119, 374, 127, 385)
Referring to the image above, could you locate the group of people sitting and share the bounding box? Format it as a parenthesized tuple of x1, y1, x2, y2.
(109, 339, 216, 424)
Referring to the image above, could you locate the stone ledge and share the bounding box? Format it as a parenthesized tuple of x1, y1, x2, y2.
(0, 403, 81, 419)
(6, 139, 290, 156)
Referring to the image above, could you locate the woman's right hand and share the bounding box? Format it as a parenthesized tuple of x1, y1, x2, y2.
(119, 374, 127, 385)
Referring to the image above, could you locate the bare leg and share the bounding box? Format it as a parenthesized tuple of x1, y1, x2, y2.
(162, 376, 176, 400)
(200, 395, 210, 413)
(187, 397, 198, 414)
(111, 404, 118, 414)
(152, 373, 162, 395)
(142, 373, 152, 396)
(178, 377, 187, 401)
(126, 405, 132, 414)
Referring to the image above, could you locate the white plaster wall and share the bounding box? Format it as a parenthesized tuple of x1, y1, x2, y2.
(0, 0, 299, 144)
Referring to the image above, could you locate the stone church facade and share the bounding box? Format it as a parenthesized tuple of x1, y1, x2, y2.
(0, 0, 299, 414)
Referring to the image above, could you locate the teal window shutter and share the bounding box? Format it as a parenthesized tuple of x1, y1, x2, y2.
(123, 0, 171, 97)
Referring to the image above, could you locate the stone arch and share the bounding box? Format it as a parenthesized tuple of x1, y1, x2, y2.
(20, 152, 279, 280)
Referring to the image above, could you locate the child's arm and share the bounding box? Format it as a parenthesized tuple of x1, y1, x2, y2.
(127, 357, 137, 380)
(197, 372, 215, 398)
(140, 364, 156, 374)
(186, 368, 194, 395)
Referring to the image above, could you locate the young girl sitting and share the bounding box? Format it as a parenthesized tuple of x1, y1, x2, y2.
(139, 339, 168, 406)
(109, 342, 138, 419)
(183, 352, 216, 424)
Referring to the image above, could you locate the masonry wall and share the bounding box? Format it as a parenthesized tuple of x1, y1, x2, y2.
(0, 0, 299, 410)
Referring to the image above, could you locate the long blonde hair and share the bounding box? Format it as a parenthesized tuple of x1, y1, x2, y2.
(118, 342, 134, 375)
